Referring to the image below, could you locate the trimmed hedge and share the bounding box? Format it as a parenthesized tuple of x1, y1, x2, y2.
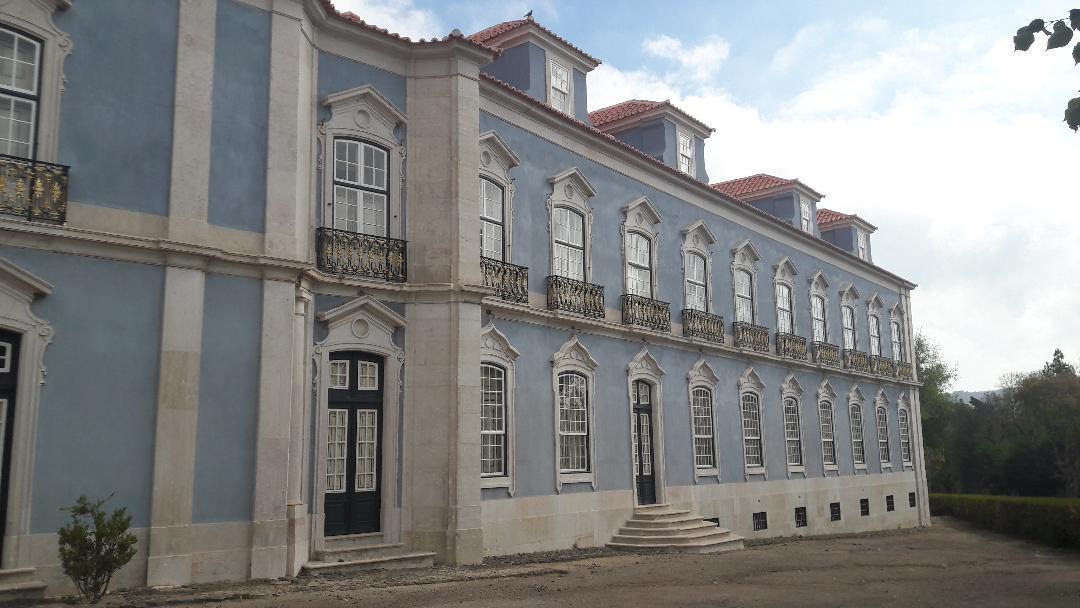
(930, 493, 1080, 549)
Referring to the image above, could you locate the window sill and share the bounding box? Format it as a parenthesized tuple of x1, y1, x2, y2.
(881, 463, 894, 471)
(788, 465, 806, 474)
(744, 466, 766, 476)
(481, 476, 511, 490)
(695, 467, 719, 478)
(903, 462, 913, 470)
(824, 464, 839, 472)
(854, 463, 867, 471)
(559, 472, 593, 486)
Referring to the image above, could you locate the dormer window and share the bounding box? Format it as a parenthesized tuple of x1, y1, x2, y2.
(677, 132, 694, 175)
(857, 230, 868, 260)
(0, 27, 41, 159)
(800, 199, 812, 233)
(549, 60, 570, 113)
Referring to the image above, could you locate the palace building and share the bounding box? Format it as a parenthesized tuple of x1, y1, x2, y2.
(0, 0, 927, 597)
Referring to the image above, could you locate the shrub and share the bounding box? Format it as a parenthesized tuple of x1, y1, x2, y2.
(930, 493, 1080, 549)
(57, 495, 138, 604)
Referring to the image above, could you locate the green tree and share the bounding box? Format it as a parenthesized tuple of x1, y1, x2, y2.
(914, 331, 961, 491)
(1012, 10, 1080, 131)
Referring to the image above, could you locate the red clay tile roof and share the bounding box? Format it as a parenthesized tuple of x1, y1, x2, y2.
(480, 73, 911, 287)
(589, 99, 714, 133)
(468, 17, 601, 66)
(816, 208, 851, 227)
(320, 1, 496, 55)
(711, 174, 797, 199)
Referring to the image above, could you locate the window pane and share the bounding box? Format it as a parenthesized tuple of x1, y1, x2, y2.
(326, 409, 348, 492)
(558, 373, 589, 472)
(332, 186, 359, 232)
(876, 407, 890, 463)
(0, 31, 38, 94)
(850, 404, 865, 464)
(355, 410, 378, 491)
(481, 220, 504, 260)
(481, 364, 506, 476)
(334, 140, 359, 183)
(899, 408, 912, 462)
(480, 178, 504, 221)
(360, 192, 387, 236)
(692, 388, 715, 468)
(842, 306, 855, 350)
(811, 295, 826, 343)
(361, 143, 388, 189)
(776, 284, 793, 334)
(357, 361, 378, 389)
(329, 360, 349, 389)
(784, 397, 803, 466)
(819, 401, 836, 465)
(735, 269, 754, 323)
(741, 393, 763, 467)
(869, 314, 881, 356)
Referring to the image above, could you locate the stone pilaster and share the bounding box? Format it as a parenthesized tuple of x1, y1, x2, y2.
(285, 285, 312, 575)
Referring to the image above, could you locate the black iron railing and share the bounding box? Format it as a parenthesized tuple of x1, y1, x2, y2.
(682, 309, 724, 344)
(812, 342, 841, 368)
(316, 227, 407, 282)
(733, 321, 770, 353)
(871, 355, 897, 378)
(481, 257, 528, 303)
(843, 349, 871, 374)
(546, 275, 605, 318)
(0, 154, 69, 224)
(621, 294, 670, 332)
(777, 332, 808, 360)
(897, 361, 915, 381)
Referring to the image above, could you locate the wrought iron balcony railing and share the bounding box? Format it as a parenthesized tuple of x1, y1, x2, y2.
(682, 308, 724, 344)
(546, 275, 605, 318)
(733, 321, 770, 353)
(843, 349, 871, 374)
(316, 227, 407, 282)
(621, 294, 671, 332)
(480, 257, 528, 303)
(871, 355, 897, 378)
(897, 361, 915, 381)
(777, 332, 808, 360)
(812, 342, 841, 368)
(0, 154, 69, 224)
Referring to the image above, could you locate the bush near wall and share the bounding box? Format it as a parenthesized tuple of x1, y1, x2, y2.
(930, 493, 1080, 549)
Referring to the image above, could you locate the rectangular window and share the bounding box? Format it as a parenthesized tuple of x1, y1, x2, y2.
(886, 495, 895, 512)
(691, 387, 715, 469)
(549, 61, 569, 113)
(741, 392, 763, 468)
(357, 361, 378, 390)
(355, 410, 378, 491)
(876, 407, 891, 463)
(329, 360, 349, 389)
(891, 321, 904, 362)
(857, 230, 868, 260)
(684, 253, 707, 311)
(830, 502, 841, 521)
(625, 232, 652, 297)
(552, 207, 585, 281)
(735, 269, 754, 323)
(842, 306, 856, 350)
(850, 404, 865, 465)
(909, 492, 916, 508)
(860, 498, 870, 517)
(480, 363, 506, 476)
(677, 132, 694, 175)
(800, 199, 812, 233)
(776, 283, 794, 334)
(783, 397, 803, 466)
(869, 314, 882, 356)
(752, 511, 768, 531)
(0, 28, 40, 158)
(0, 341, 10, 372)
(818, 400, 837, 466)
(558, 372, 589, 472)
(326, 409, 348, 493)
(479, 178, 505, 261)
(899, 408, 912, 463)
(333, 139, 388, 236)
(811, 295, 826, 343)
(794, 507, 808, 528)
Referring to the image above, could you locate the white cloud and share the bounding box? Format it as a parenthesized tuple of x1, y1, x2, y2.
(589, 20, 1080, 389)
(642, 34, 731, 83)
(330, 0, 444, 40)
(770, 24, 830, 72)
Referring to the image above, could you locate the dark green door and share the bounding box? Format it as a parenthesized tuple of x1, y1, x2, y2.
(632, 380, 657, 505)
(0, 329, 21, 563)
(324, 351, 383, 536)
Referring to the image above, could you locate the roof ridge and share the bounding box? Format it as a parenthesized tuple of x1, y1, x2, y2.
(320, 0, 496, 54)
(467, 16, 601, 66)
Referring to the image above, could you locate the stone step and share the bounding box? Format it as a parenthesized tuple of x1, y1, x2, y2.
(608, 534, 745, 554)
(301, 551, 435, 575)
(610, 527, 736, 546)
(624, 514, 702, 528)
(0, 581, 47, 602)
(315, 542, 409, 563)
(629, 508, 692, 521)
(618, 521, 717, 536)
(632, 503, 672, 512)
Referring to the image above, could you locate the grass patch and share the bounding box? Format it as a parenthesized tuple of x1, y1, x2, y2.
(930, 493, 1080, 549)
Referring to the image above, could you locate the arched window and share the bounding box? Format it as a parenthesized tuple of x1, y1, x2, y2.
(625, 231, 653, 297)
(735, 269, 754, 323)
(553, 207, 586, 281)
(557, 371, 589, 472)
(818, 400, 836, 466)
(898, 407, 912, 463)
(850, 403, 865, 465)
(868, 313, 882, 356)
(876, 406, 891, 464)
(776, 283, 794, 334)
(841, 305, 856, 350)
(811, 294, 827, 343)
(691, 387, 715, 469)
(891, 320, 905, 362)
(783, 396, 803, 466)
(741, 392, 763, 467)
(333, 139, 389, 236)
(479, 177, 505, 260)
(480, 363, 507, 476)
(684, 252, 708, 311)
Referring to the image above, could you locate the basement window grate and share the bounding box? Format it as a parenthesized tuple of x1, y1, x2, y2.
(830, 502, 841, 521)
(886, 495, 895, 512)
(752, 511, 768, 531)
(909, 492, 917, 508)
(794, 507, 808, 528)
(860, 498, 870, 516)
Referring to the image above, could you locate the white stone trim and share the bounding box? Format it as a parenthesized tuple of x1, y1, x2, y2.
(319, 85, 406, 239)
(731, 239, 761, 324)
(479, 323, 519, 494)
(680, 220, 716, 313)
(620, 197, 662, 298)
(687, 358, 721, 482)
(546, 168, 596, 280)
(551, 335, 598, 491)
(779, 373, 806, 477)
(626, 347, 667, 504)
(312, 295, 405, 556)
(478, 131, 520, 262)
(0, 256, 52, 570)
(737, 367, 767, 480)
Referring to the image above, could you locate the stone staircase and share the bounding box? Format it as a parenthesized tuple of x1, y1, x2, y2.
(607, 504, 745, 554)
(0, 567, 46, 602)
(301, 538, 435, 575)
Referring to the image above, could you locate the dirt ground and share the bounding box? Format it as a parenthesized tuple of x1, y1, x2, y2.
(45, 517, 1080, 608)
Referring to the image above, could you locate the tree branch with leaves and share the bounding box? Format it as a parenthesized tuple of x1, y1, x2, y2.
(1013, 9, 1080, 130)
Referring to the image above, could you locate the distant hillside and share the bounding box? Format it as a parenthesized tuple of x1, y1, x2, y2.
(950, 390, 997, 404)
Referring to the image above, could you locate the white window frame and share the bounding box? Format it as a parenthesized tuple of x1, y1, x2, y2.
(808, 270, 831, 344)
(800, 198, 812, 233)
(687, 358, 721, 480)
(889, 300, 908, 363)
(480, 362, 507, 477)
(773, 256, 799, 335)
(624, 230, 654, 298)
(479, 177, 506, 261)
(480, 323, 519, 492)
(621, 196, 663, 299)
(0, 340, 10, 372)
(328, 360, 349, 389)
(325, 408, 348, 493)
(357, 360, 379, 390)
(331, 138, 390, 236)
(866, 293, 885, 357)
(551, 336, 598, 490)
(680, 221, 717, 314)
(818, 379, 839, 472)
(547, 168, 597, 282)
(849, 385, 867, 471)
(677, 130, 694, 176)
(738, 367, 767, 479)
(857, 230, 869, 260)
(780, 373, 806, 475)
(876, 390, 892, 469)
(548, 59, 571, 113)
(898, 406, 912, 465)
(841, 305, 856, 351)
(479, 130, 520, 262)
(321, 85, 406, 239)
(731, 240, 762, 325)
(0, 24, 39, 159)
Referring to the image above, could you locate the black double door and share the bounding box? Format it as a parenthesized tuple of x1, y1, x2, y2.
(324, 351, 383, 536)
(0, 330, 21, 562)
(631, 380, 657, 505)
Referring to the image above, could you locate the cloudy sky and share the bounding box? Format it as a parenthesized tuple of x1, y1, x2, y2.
(334, 0, 1080, 390)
